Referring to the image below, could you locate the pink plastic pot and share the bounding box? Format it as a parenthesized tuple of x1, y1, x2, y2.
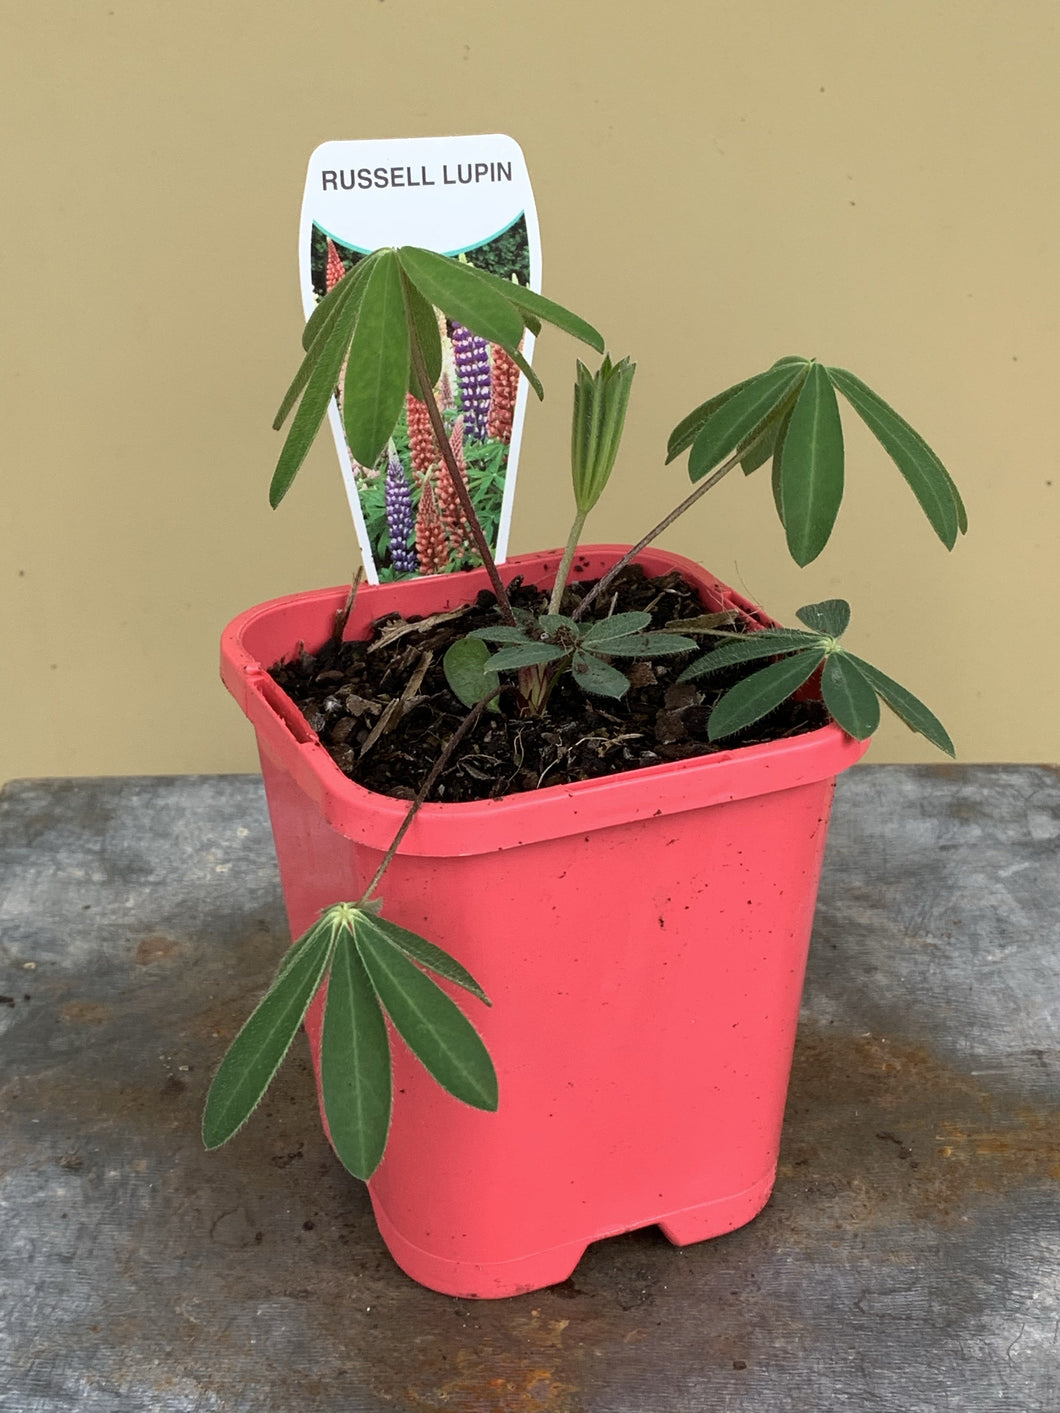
(221, 545, 870, 1298)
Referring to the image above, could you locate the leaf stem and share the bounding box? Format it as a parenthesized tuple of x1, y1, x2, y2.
(359, 687, 501, 905)
(547, 510, 589, 617)
(400, 271, 516, 625)
(571, 439, 759, 622)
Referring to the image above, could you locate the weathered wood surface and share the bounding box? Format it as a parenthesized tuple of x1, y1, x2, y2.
(1, 766, 1057, 1412)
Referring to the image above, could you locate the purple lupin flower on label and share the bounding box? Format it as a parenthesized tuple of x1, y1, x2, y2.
(385, 446, 419, 575)
(451, 321, 492, 443)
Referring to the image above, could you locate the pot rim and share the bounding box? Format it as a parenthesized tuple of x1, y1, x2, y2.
(222, 545, 870, 854)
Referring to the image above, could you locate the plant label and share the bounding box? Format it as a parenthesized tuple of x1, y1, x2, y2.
(299, 135, 542, 583)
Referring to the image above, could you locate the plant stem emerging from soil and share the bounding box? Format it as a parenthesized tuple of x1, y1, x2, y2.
(548, 510, 589, 617)
(401, 271, 517, 626)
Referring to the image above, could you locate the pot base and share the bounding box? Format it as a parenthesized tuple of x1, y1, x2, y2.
(369, 1170, 777, 1299)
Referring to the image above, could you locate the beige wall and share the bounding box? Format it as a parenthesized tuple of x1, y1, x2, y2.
(2, 1, 1057, 781)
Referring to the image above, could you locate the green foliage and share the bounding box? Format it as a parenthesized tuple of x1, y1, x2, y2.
(685, 362, 808, 486)
(341, 252, 410, 466)
(355, 915, 498, 1112)
(443, 636, 501, 711)
(203, 903, 496, 1181)
(826, 367, 967, 544)
(706, 650, 827, 742)
(838, 653, 954, 756)
(668, 358, 965, 565)
(820, 654, 881, 740)
(398, 247, 525, 351)
(322, 930, 392, 1179)
(271, 243, 603, 507)
(776, 362, 845, 566)
(680, 600, 954, 754)
(402, 279, 443, 395)
(571, 356, 636, 514)
(468, 609, 697, 703)
(202, 913, 337, 1151)
(269, 280, 366, 509)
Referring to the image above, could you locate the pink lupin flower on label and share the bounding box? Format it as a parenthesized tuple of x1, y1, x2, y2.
(325, 239, 347, 292)
(405, 393, 437, 483)
(414, 476, 449, 574)
(489, 346, 519, 443)
(436, 414, 473, 554)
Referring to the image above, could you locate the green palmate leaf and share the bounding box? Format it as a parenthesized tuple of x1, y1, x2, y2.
(272, 344, 324, 437)
(354, 921, 498, 1111)
(403, 277, 443, 396)
(771, 403, 795, 526)
(468, 623, 535, 643)
(341, 251, 410, 467)
(271, 916, 333, 987)
(795, 599, 851, 637)
(740, 434, 774, 475)
(581, 611, 652, 643)
(741, 404, 789, 475)
(202, 920, 335, 1149)
(708, 649, 827, 741)
(509, 346, 544, 400)
(593, 631, 698, 657)
(361, 913, 491, 1005)
(666, 376, 756, 463)
(538, 613, 578, 636)
(321, 930, 392, 1180)
(275, 272, 368, 432)
(461, 263, 604, 352)
(937, 456, 968, 535)
(742, 362, 805, 475)
(396, 247, 525, 351)
(843, 654, 955, 756)
(485, 641, 567, 671)
(678, 629, 818, 682)
(301, 250, 380, 352)
(571, 651, 631, 698)
(778, 362, 846, 565)
(270, 293, 361, 507)
(443, 636, 501, 711)
(687, 363, 809, 483)
(826, 367, 964, 548)
(820, 652, 880, 740)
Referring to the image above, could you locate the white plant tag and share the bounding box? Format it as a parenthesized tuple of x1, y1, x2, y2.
(299, 134, 541, 583)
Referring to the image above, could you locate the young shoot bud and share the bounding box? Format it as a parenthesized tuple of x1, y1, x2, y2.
(571, 355, 636, 514)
